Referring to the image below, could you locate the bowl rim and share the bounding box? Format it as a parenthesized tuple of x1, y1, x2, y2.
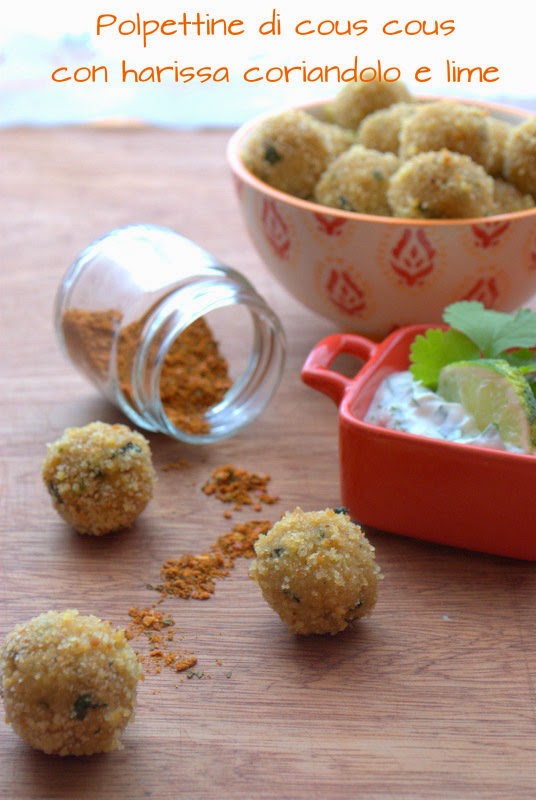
(227, 94, 536, 227)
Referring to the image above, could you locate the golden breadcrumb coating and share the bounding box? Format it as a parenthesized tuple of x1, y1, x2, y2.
(250, 508, 381, 635)
(329, 80, 413, 130)
(387, 149, 495, 219)
(503, 116, 536, 196)
(356, 102, 417, 153)
(492, 178, 535, 214)
(399, 101, 494, 170)
(42, 421, 155, 535)
(487, 117, 512, 176)
(0, 609, 141, 756)
(315, 145, 400, 216)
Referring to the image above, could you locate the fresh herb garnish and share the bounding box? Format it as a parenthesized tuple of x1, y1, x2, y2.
(410, 302, 536, 390)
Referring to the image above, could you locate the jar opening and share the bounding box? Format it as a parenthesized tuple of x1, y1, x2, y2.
(125, 278, 285, 443)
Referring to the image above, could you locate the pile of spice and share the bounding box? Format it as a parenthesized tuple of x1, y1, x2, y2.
(202, 464, 279, 516)
(126, 606, 198, 675)
(156, 519, 272, 600)
(61, 309, 231, 435)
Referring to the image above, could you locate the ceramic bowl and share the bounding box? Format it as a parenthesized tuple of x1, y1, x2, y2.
(227, 99, 536, 340)
(302, 326, 536, 560)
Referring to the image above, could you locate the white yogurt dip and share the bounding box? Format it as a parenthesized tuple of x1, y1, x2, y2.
(364, 371, 519, 452)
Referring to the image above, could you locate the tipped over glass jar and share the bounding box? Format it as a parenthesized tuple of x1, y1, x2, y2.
(54, 224, 286, 443)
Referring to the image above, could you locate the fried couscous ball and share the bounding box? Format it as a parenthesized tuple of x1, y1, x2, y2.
(314, 145, 400, 216)
(503, 116, 536, 196)
(242, 109, 331, 198)
(492, 178, 535, 214)
(42, 421, 156, 536)
(399, 101, 494, 170)
(0, 609, 141, 756)
(387, 149, 495, 219)
(356, 102, 417, 153)
(249, 508, 381, 635)
(329, 79, 413, 130)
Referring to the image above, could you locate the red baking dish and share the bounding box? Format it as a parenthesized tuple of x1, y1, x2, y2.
(302, 325, 536, 560)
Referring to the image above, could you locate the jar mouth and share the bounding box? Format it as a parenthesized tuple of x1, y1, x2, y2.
(112, 277, 286, 444)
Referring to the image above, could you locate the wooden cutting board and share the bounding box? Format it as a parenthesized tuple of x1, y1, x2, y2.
(1, 126, 535, 799)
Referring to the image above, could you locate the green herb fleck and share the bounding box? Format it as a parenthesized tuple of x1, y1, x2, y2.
(117, 441, 142, 456)
(186, 669, 205, 680)
(372, 169, 384, 181)
(72, 693, 105, 721)
(337, 195, 355, 212)
(47, 481, 63, 505)
(264, 144, 282, 165)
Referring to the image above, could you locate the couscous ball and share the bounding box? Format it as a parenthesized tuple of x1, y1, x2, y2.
(242, 109, 331, 198)
(42, 421, 156, 536)
(329, 80, 413, 130)
(503, 116, 536, 196)
(356, 102, 417, 153)
(315, 145, 400, 216)
(399, 101, 494, 170)
(387, 149, 495, 219)
(0, 609, 141, 756)
(250, 508, 381, 635)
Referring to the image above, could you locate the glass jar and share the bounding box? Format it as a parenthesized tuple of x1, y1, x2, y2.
(54, 224, 286, 443)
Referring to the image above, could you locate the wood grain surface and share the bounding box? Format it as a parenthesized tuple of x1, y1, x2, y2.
(1, 126, 536, 800)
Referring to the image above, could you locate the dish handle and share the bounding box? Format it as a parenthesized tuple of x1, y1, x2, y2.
(301, 333, 377, 406)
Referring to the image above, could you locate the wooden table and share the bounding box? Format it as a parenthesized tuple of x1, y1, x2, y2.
(1, 125, 535, 799)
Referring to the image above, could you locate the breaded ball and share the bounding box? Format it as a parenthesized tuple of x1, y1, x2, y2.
(492, 178, 535, 214)
(329, 80, 413, 130)
(0, 609, 141, 756)
(387, 149, 495, 219)
(503, 116, 536, 195)
(249, 508, 381, 635)
(42, 421, 156, 536)
(399, 101, 494, 170)
(356, 102, 417, 153)
(242, 109, 330, 198)
(314, 145, 400, 216)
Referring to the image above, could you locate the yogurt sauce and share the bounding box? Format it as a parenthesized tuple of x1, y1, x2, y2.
(364, 370, 520, 453)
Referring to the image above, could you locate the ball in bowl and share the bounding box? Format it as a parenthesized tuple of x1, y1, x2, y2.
(228, 82, 536, 338)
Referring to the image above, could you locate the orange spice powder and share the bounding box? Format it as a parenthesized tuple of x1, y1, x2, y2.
(126, 606, 198, 674)
(61, 309, 231, 435)
(156, 519, 272, 600)
(202, 464, 279, 512)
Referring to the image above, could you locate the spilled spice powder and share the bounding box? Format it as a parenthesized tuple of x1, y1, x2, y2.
(202, 464, 279, 512)
(156, 519, 272, 600)
(62, 309, 231, 435)
(126, 606, 198, 675)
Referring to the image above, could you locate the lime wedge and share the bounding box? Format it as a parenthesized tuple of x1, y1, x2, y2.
(437, 359, 536, 452)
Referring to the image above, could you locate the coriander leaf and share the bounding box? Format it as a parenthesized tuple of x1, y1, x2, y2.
(502, 348, 536, 371)
(493, 308, 536, 353)
(443, 302, 536, 357)
(409, 328, 480, 388)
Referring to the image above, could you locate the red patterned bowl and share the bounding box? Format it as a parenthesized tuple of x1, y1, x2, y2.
(302, 326, 536, 560)
(227, 98, 536, 340)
